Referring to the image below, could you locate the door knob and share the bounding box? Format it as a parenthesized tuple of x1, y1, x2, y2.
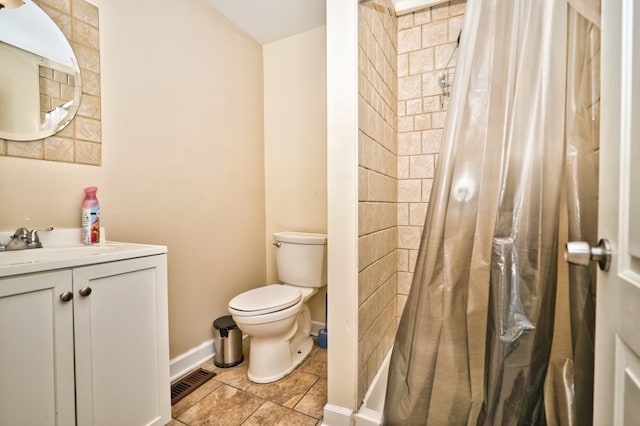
(565, 239, 612, 271)
(59, 291, 73, 302)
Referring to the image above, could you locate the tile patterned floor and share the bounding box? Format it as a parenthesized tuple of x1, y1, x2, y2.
(169, 341, 327, 425)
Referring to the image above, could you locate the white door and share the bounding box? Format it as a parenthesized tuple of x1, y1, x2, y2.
(594, 0, 640, 423)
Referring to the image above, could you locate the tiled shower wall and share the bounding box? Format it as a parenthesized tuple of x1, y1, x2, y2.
(0, 0, 101, 165)
(396, 1, 465, 318)
(357, 0, 398, 403)
(357, 0, 466, 404)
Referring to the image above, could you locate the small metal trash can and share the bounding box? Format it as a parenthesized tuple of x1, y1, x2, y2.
(212, 315, 244, 368)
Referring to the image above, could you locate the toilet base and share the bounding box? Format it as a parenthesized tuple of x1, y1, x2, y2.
(247, 335, 314, 383)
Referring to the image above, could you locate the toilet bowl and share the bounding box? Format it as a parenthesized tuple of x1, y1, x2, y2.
(228, 231, 327, 383)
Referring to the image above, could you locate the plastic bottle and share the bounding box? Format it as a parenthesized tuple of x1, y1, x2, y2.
(81, 186, 100, 244)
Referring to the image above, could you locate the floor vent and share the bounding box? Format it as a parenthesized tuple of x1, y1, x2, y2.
(171, 368, 216, 405)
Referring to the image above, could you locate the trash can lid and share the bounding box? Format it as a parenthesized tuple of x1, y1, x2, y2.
(213, 315, 237, 331)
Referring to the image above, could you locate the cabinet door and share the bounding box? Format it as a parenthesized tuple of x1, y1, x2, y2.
(0, 270, 75, 426)
(73, 255, 170, 426)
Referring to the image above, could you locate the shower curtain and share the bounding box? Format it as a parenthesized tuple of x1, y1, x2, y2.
(383, 0, 600, 424)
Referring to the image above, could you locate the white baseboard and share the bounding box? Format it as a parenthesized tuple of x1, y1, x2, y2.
(322, 404, 353, 426)
(169, 339, 214, 381)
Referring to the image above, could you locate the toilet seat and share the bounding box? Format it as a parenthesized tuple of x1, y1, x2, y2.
(228, 284, 301, 316)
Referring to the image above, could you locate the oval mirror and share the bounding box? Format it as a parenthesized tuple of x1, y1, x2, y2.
(0, 0, 82, 141)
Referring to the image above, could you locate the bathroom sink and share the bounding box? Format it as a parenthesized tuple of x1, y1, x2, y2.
(0, 228, 166, 277)
(0, 244, 118, 267)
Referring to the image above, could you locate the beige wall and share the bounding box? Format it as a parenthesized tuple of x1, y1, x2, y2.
(0, 0, 266, 359)
(357, 0, 398, 404)
(263, 27, 328, 323)
(396, 0, 465, 316)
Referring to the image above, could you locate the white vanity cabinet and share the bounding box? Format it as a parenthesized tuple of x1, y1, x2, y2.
(0, 244, 170, 426)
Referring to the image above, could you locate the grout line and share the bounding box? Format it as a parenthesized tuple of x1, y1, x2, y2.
(240, 400, 269, 425)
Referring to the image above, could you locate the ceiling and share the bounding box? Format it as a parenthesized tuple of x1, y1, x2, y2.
(205, 0, 444, 45)
(206, 0, 326, 45)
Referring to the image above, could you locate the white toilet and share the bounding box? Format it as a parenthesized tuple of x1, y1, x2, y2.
(228, 231, 327, 383)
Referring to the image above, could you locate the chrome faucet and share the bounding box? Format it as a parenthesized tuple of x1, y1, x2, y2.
(0, 227, 53, 251)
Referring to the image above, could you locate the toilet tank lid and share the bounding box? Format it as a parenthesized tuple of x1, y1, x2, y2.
(273, 231, 327, 245)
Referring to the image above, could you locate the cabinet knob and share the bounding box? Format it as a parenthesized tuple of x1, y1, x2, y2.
(79, 286, 92, 297)
(59, 291, 73, 302)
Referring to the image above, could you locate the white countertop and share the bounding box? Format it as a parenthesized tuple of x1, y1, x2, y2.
(0, 228, 167, 277)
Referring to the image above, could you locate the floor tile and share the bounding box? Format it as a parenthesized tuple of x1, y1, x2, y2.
(243, 401, 318, 426)
(171, 376, 222, 418)
(294, 377, 327, 419)
(246, 370, 319, 408)
(177, 384, 264, 425)
(171, 339, 327, 425)
(301, 347, 327, 378)
(211, 362, 254, 391)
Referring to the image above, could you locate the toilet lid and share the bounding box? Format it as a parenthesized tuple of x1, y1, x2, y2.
(228, 284, 301, 316)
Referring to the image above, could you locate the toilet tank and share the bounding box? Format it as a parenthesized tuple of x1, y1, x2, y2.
(273, 231, 327, 287)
